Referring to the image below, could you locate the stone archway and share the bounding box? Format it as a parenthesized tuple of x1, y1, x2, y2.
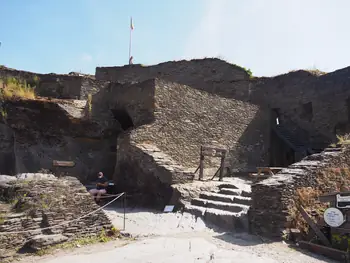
(110, 108, 134, 131)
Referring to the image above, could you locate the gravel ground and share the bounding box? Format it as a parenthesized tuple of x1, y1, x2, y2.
(18, 207, 335, 263)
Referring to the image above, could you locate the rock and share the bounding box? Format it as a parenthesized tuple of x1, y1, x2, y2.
(16, 173, 56, 180)
(0, 248, 15, 259)
(0, 175, 17, 186)
(27, 234, 68, 250)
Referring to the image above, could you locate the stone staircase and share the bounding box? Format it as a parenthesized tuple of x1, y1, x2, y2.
(185, 183, 251, 231)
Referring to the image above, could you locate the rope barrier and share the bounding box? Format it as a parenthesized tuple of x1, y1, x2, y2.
(0, 192, 125, 235)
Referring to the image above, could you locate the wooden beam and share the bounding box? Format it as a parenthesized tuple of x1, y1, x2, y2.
(201, 146, 227, 158)
(298, 241, 349, 262)
(297, 204, 331, 247)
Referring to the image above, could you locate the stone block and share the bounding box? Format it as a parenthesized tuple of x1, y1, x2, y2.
(26, 234, 68, 250)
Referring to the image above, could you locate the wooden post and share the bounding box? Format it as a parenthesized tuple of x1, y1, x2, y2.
(297, 204, 331, 247)
(219, 155, 225, 181)
(199, 146, 204, 181)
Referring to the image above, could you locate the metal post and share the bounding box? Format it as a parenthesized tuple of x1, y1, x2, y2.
(199, 146, 204, 181)
(219, 155, 225, 181)
(123, 192, 126, 231)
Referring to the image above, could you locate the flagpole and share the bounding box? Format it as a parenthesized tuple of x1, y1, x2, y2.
(129, 17, 132, 64)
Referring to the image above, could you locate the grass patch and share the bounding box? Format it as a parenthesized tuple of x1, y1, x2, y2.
(330, 134, 350, 147)
(0, 77, 36, 100)
(0, 212, 6, 224)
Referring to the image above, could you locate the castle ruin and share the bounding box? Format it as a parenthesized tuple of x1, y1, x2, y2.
(1, 58, 350, 238)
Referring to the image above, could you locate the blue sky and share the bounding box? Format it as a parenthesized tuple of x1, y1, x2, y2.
(1, 0, 350, 76)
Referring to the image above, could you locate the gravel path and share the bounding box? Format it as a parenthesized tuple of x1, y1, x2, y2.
(18, 207, 335, 263)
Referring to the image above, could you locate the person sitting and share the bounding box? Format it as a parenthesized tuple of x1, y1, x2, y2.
(89, 172, 108, 203)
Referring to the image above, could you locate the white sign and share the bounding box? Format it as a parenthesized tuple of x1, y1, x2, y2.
(324, 207, 345, 227)
(163, 205, 175, 213)
(336, 194, 350, 208)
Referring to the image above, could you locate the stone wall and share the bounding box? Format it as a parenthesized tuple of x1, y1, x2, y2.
(128, 79, 270, 170)
(0, 174, 112, 259)
(90, 77, 270, 171)
(0, 99, 117, 183)
(114, 133, 194, 208)
(95, 58, 252, 100)
(0, 66, 105, 100)
(96, 58, 350, 150)
(251, 67, 350, 146)
(249, 147, 346, 239)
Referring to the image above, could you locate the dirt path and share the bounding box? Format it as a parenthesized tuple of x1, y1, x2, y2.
(18, 207, 335, 263)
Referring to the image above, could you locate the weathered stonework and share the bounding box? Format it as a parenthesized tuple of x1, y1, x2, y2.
(91, 78, 270, 172)
(0, 174, 112, 259)
(3, 58, 350, 216)
(0, 98, 118, 183)
(251, 67, 350, 147)
(115, 132, 194, 208)
(95, 58, 252, 101)
(249, 147, 348, 239)
(0, 66, 106, 100)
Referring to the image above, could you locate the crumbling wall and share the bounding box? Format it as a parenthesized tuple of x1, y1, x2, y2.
(0, 99, 117, 182)
(128, 79, 270, 170)
(249, 147, 348, 239)
(251, 67, 350, 145)
(0, 174, 112, 259)
(115, 132, 194, 208)
(0, 66, 104, 100)
(95, 58, 251, 100)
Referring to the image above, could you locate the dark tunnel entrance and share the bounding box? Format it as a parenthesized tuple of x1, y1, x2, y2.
(111, 109, 134, 131)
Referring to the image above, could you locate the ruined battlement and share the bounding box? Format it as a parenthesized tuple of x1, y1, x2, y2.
(95, 58, 252, 101)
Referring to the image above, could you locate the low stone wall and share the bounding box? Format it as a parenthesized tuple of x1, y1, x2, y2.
(0, 66, 106, 100)
(0, 174, 112, 259)
(249, 148, 345, 239)
(114, 132, 194, 209)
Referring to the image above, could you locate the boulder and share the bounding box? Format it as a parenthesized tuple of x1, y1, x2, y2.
(16, 173, 56, 180)
(26, 234, 68, 250)
(0, 175, 17, 193)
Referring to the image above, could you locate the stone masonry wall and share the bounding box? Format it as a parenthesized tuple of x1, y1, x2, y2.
(114, 132, 194, 209)
(0, 174, 112, 258)
(0, 66, 106, 100)
(128, 79, 270, 171)
(251, 67, 350, 145)
(0, 99, 117, 182)
(95, 58, 252, 101)
(96, 58, 350, 149)
(249, 147, 345, 238)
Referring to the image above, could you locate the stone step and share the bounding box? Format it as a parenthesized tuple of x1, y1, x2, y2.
(219, 188, 251, 197)
(184, 204, 248, 231)
(218, 183, 238, 190)
(200, 192, 237, 202)
(191, 198, 249, 213)
(232, 196, 252, 206)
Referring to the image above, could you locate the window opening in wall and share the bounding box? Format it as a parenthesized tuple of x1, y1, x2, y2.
(300, 102, 313, 121)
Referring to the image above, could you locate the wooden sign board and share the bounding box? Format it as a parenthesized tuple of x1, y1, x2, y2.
(201, 146, 227, 158)
(52, 160, 75, 167)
